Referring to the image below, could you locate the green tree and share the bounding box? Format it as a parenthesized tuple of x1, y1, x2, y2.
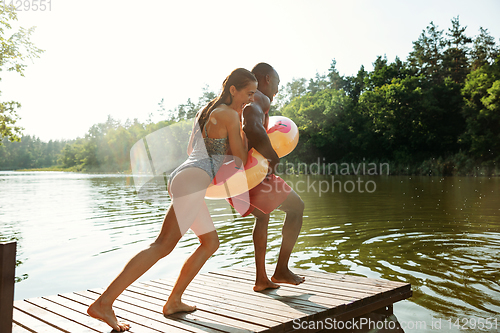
(461, 56, 500, 161)
(58, 139, 83, 169)
(164, 85, 217, 121)
(0, 6, 44, 143)
(365, 55, 411, 90)
(344, 65, 367, 102)
(408, 21, 447, 84)
(359, 75, 464, 161)
(196, 84, 217, 110)
(285, 78, 308, 103)
(307, 72, 329, 95)
(281, 88, 364, 162)
(470, 27, 499, 70)
(443, 16, 472, 84)
(327, 59, 346, 90)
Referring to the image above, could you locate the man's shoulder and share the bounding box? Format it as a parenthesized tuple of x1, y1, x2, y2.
(254, 91, 271, 111)
(246, 91, 270, 116)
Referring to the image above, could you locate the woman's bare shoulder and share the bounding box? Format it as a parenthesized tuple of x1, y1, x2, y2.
(212, 105, 239, 120)
(212, 104, 232, 113)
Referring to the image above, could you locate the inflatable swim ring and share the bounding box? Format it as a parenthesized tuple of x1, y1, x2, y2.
(204, 148, 268, 199)
(205, 116, 299, 199)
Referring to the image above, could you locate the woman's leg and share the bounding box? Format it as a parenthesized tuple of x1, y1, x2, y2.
(164, 201, 219, 315)
(88, 168, 210, 331)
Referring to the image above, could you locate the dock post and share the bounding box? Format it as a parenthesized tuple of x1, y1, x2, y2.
(0, 241, 16, 333)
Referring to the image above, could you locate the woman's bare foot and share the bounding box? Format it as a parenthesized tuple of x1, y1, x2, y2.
(253, 277, 280, 291)
(87, 300, 130, 332)
(271, 268, 305, 285)
(163, 299, 196, 315)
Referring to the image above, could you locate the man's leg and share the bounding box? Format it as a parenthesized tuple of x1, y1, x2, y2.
(271, 189, 305, 285)
(251, 208, 280, 291)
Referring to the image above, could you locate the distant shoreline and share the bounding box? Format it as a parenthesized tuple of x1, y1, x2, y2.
(11, 165, 499, 177)
(12, 167, 132, 175)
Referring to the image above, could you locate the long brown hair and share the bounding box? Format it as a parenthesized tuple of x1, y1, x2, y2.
(196, 68, 257, 132)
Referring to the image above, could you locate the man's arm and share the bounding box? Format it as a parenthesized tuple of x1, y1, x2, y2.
(243, 103, 279, 174)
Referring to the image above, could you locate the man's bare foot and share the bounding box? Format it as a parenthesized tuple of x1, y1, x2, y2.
(271, 268, 305, 285)
(87, 300, 130, 332)
(163, 299, 196, 315)
(253, 277, 280, 292)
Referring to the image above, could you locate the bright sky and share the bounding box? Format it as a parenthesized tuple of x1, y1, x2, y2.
(3, 0, 500, 142)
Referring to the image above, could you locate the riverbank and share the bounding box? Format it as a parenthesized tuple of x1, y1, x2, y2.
(12, 152, 499, 177)
(279, 153, 499, 177)
(14, 166, 75, 172)
(14, 162, 499, 177)
(388, 154, 499, 177)
(14, 166, 132, 174)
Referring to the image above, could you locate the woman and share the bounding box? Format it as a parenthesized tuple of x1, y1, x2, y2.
(87, 68, 257, 332)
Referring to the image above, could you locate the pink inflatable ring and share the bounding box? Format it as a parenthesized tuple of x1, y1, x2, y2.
(205, 116, 298, 199)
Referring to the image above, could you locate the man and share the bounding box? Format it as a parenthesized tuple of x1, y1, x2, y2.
(227, 63, 305, 291)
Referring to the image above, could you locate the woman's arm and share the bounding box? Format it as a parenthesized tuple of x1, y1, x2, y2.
(223, 109, 248, 167)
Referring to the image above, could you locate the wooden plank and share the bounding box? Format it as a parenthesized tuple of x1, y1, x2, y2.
(204, 268, 411, 327)
(11, 267, 412, 333)
(336, 288, 411, 322)
(1, 241, 16, 333)
(234, 266, 395, 293)
(233, 265, 405, 292)
(143, 278, 317, 316)
(12, 321, 37, 333)
(184, 275, 327, 314)
(126, 283, 283, 327)
(14, 300, 97, 333)
(137, 279, 300, 321)
(75, 289, 246, 333)
(60, 292, 195, 333)
(12, 307, 66, 333)
(42, 294, 128, 332)
(202, 271, 350, 308)
(26, 296, 111, 333)
(229, 266, 412, 309)
(213, 268, 374, 300)
(99, 286, 271, 332)
(169, 274, 338, 333)
(264, 265, 408, 288)
(187, 274, 351, 331)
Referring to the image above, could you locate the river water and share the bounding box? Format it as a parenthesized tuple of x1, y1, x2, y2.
(1, 171, 499, 332)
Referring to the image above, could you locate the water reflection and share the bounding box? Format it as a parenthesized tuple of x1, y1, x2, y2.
(280, 175, 500, 322)
(1, 171, 499, 330)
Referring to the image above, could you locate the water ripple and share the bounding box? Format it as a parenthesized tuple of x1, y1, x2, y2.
(2, 172, 500, 328)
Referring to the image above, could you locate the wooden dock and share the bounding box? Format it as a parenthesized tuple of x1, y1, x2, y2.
(11, 265, 411, 332)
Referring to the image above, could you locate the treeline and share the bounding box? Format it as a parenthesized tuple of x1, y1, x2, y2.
(1, 17, 499, 175)
(278, 17, 500, 175)
(52, 88, 217, 172)
(0, 88, 216, 172)
(0, 136, 70, 170)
